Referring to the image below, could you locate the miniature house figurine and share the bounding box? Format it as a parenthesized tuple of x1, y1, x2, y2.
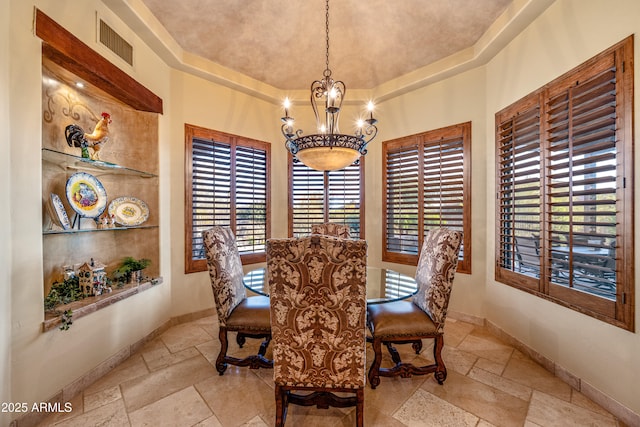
(77, 259, 108, 296)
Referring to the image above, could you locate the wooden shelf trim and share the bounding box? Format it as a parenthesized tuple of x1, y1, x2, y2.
(35, 9, 163, 114)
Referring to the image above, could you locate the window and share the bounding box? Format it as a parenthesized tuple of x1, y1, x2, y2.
(495, 36, 634, 330)
(383, 122, 471, 273)
(185, 124, 270, 273)
(288, 157, 364, 238)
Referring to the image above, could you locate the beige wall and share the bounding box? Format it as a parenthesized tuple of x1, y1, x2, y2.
(373, 67, 489, 318)
(8, 0, 173, 409)
(1, 0, 12, 424)
(484, 0, 640, 414)
(167, 70, 284, 316)
(5, 0, 640, 421)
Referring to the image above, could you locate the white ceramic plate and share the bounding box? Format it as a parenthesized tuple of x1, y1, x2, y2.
(65, 172, 107, 219)
(50, 193, 71, 230)
(108, 196, 149, 226)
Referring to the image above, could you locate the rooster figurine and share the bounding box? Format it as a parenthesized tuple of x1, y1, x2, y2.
(65, 112, 112, 160)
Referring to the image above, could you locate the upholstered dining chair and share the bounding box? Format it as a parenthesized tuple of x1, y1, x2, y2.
(311, 222, 352, 239)
(267, 235, 367, 427)
(367, 228, 462, 388)
(202, 226, 272, 375)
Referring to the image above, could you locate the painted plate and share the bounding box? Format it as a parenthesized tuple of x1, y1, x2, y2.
(50, 193, 71, 230)
(65, 172, 107, 218)
(108, 196, 149, 226)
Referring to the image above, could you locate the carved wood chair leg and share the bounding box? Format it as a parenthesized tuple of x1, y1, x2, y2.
(216, 327, 229, 375)
(258, 335, 271, 357)
(433, 334, 447, 384)
(385, 342, 402, 365)
(368, 337, 383, 389)
(236, 332, 246, 347)
(275, 385, 286, 427)
(356, 388, 364, 427)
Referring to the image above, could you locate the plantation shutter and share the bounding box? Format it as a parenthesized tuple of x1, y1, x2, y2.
(191, 139, 231, 261)
(496, 100, 542, 289)
(546, 59, 618, 304)
(291, 161, 325, 236)
(384, 142, 420, 256)
(235, 145, 268, 254)
(384, 122, 471, 272)
(185, 124, 271, 273)
(289, 159, 365, 237)
(422, 133, 466, 265)
(494, 36, 633, 329)
(327, 163, 362, 238)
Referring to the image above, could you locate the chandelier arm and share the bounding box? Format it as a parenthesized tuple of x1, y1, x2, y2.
(310, 80, 325, 130)
(285, 139, 299, 155)
(281, 122, 293, 139)
(361, 124, 378, 147)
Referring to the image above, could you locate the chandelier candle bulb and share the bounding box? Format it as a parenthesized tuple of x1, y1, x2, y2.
(283, 97, 291, 118)
(367, 101, 377, 124)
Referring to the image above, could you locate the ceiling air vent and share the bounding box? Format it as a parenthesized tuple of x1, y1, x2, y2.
(99, 19, 133, 66)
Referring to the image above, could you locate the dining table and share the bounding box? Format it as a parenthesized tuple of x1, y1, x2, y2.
(243, 267, 418, 304)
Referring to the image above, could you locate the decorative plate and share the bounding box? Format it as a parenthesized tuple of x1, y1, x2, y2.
(50, 193, 71, 230)
(108, 196, 149, 226)
(65, 172, 107, 218)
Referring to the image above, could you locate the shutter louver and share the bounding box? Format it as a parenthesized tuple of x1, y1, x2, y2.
(385, 144, 420, 255)
(547, 66, 617, 300)
(191, 139, 231, 260)
(235, 145, 268, 254)
(291, 162, 325, 236)
(497, 105, 541, 279)
(423, 136, 465, 259)
(290, 160, 364, 237)
(328, 164, 362, 238)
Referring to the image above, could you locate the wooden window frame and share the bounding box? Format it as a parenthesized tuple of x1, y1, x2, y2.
(494, 36, 634, 331)
(382, 122, 472, 274)
(185, 124, 271, 273)
(287, 156, 365, 239)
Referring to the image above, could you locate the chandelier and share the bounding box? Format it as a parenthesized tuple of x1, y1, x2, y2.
(280, 0, 378, 171)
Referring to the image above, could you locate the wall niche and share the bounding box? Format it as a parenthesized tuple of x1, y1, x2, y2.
(37, 9, 163, 331)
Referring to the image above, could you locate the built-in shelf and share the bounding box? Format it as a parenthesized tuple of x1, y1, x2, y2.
(43, 277, 163, 332)
(39, 22, 161, 335)
(42, 148, 157, 178)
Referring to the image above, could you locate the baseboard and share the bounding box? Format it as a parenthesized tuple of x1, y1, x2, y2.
(484, 319, 640, 427)
(11, 308, 215, 427)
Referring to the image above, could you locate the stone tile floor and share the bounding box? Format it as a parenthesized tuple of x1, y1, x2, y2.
(37, 315, 624, 426)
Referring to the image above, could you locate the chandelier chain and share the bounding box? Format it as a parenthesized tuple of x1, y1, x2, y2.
(324, 0, 330, 77)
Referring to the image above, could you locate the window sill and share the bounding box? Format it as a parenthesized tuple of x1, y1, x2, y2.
(42, 277, 163, 332)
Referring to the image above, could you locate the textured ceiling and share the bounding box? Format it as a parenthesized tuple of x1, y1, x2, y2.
(140, 0, 512, 90)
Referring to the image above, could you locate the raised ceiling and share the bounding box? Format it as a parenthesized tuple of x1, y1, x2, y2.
(139, 0, 513, 91)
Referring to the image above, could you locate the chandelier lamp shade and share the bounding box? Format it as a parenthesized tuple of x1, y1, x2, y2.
(281, 0, 378, 171)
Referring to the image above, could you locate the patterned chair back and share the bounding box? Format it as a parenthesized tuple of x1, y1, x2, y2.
(412, 228, 463, 333)
(203, 226, 247, 327)
(311, 222, 352, 239)
(267, 235, 367, 389)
